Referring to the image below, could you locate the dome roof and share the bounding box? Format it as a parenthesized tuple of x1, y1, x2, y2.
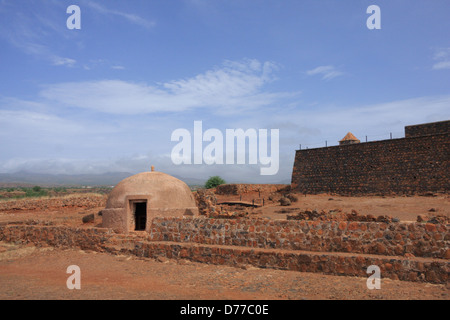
(106, 171, 196, 209)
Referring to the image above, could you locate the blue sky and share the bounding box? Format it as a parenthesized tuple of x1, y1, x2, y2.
(0, 0, 449, 183)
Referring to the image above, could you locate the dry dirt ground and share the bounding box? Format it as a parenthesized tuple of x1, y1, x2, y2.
(1, 192, 448, 226)
(0, 242, 448, 300)
(0, 193, 449, 300)
(217, 192, 450, 222)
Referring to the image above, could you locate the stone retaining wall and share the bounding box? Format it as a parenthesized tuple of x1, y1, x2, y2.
(132, 241, 449, 284)
(0, 220, 448, 284)
(0, 222, 116, 251)
(0, 195, 106, 211)
(149, 217, 450, 259)
(215, 184, 287, 195)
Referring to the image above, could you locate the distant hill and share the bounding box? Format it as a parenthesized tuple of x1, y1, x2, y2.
(0, 171, 288, 188)
(172, 175, 206, 187)
(0, 171, 133, 187)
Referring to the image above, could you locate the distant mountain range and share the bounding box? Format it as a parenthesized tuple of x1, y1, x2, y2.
(0, 171, 208, 188)
(0, 171, 288, 188)
(0, 171, 134, 187)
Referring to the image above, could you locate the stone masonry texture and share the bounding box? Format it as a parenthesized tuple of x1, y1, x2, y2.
(149, 217, 449, 260)
(291, 121, 450, 195)
(405, 120, 450, 138)
(0, 219, 448, 284)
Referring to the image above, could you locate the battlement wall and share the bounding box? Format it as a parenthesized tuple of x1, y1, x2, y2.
(291, 130, 449, 195)
(405, 120, 450, 138)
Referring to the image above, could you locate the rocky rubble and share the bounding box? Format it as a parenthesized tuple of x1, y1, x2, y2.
(215, 184, 287, 195)
(417, 214, 449, 224)
(194, 189, 254, 219)
(287, 209, 395, 223)
(0, 194, 107, 212)
(193, 189, 217, 216)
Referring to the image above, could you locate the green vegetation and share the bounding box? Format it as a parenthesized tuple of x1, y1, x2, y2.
(0, 186, 48, 200)
(53, 187, 67, 193)
(0, 186, 113, 200)
(204, 176, 226, 189)
(21, 186, 48, 198)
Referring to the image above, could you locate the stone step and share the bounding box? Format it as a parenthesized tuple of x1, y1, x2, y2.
(1, 223, 447, 284)
(131, 240, 449, 284)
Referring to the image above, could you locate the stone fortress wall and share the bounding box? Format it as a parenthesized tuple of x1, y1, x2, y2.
(291, 120, 450, 195)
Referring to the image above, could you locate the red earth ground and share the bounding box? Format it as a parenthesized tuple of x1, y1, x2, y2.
(0, 242, 448, 300)
(0, 191, 449, 300)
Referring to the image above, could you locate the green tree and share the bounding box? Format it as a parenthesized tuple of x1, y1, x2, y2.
(205, 176, 226, 189)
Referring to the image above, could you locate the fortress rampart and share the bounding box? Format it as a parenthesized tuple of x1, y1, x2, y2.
(291, 121, 450, 195)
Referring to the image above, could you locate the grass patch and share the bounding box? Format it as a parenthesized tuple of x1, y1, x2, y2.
(0, 186, 111, 202)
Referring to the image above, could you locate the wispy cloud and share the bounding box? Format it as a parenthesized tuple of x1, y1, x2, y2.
(1, 94, 448, 182)
(432, 48, 450, 70)
(272, 95, 450, 148)
(86, 1, 156, 30)
(51, 56, 77, 67)
(306, 65, 344, 80)
(40, 59, 296, 115)
(0, 4, 76, 67)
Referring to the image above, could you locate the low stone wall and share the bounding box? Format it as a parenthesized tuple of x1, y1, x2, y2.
(215, 184, 287, 195)
(0, 220, 448, 284)
(149, 217, 450, 259)
(0, 222, 116, 251)
(132, 241, 449, 284)
(0, 195, 106, 211)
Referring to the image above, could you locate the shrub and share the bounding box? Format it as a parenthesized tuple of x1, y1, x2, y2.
(24, 186, 48, 198)
(279, 197, 291, 206)
(205, 176, 226, 189)
(286, 193, 298, 203)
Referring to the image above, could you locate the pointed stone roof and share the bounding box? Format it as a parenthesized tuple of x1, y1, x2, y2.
(339, 132, 361, 145)
(340, 132, 360, 142)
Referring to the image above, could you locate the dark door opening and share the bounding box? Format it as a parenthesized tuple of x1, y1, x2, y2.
(134, 202, 147, 231)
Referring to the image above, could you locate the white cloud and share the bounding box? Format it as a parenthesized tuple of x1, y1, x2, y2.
(268, 95, 450, 149)
(433, 61, 450, 70)
(0, 5, 77, 67)
(1, 93, 448, 183)
(433, 48, 450, 60)
(432, 48, 450, 70)
(0, 98, 119, 144)
(0, 109, 83, 135)
(40, 59, 295, 115)
(86, 1, 156, 30)
(51, 56, 77, 67)
(306, 65, 344, 80)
